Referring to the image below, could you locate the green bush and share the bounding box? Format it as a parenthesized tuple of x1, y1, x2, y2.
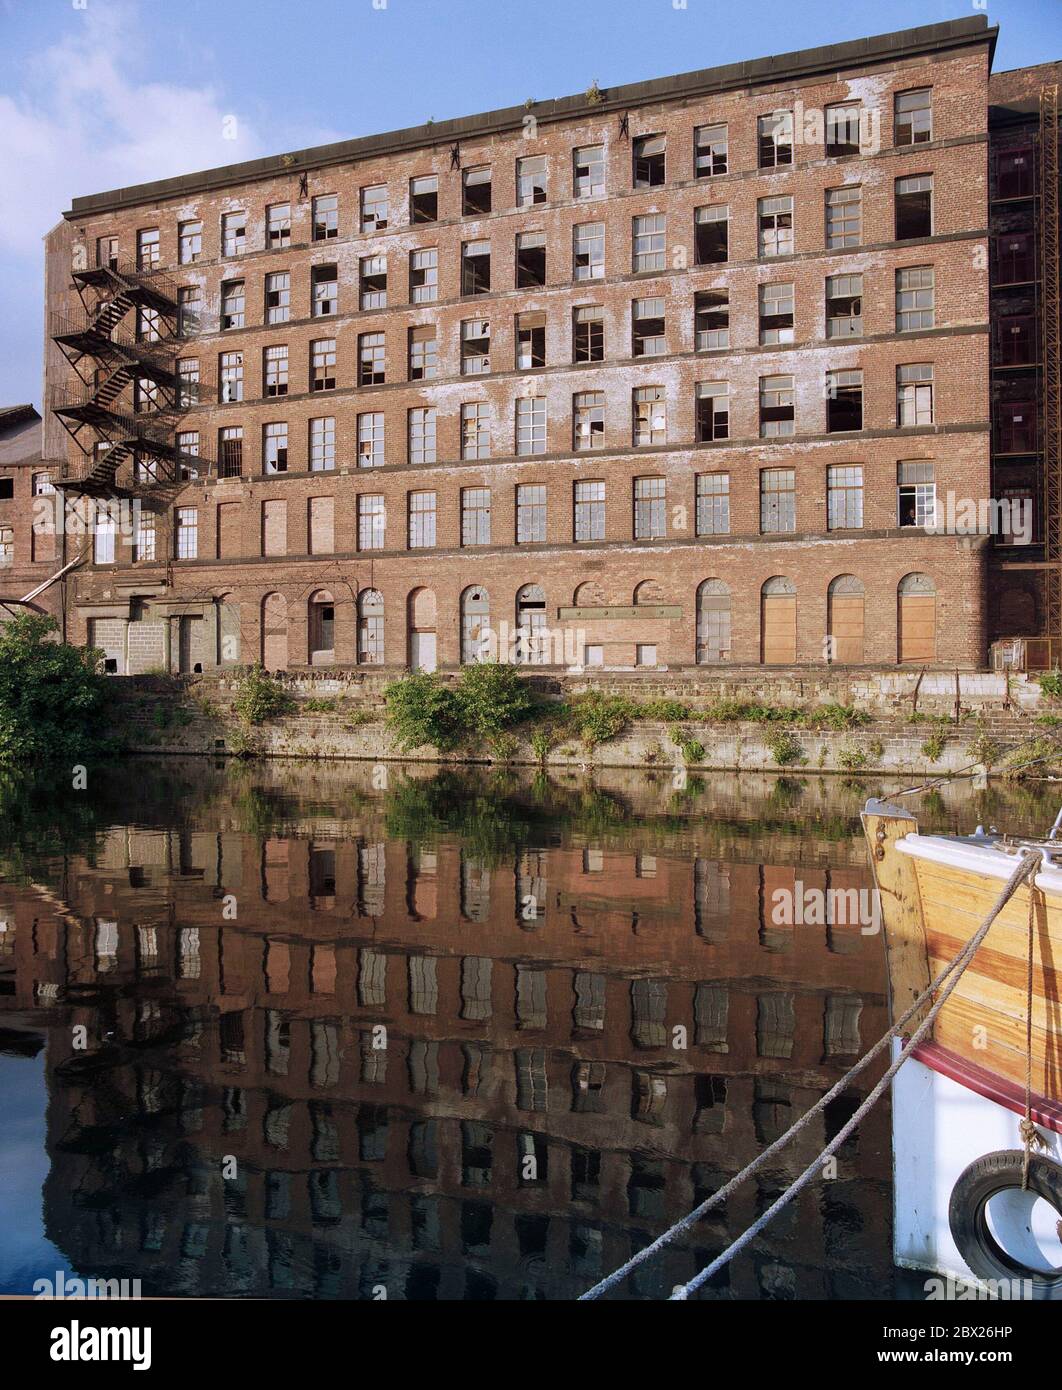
(384, 670, 463, 750)
(453, 661, 535, 739)
(0, 613, 111, 766)
(920, 730, 947, 763)
(232, 666, 295, 726)
(1038, 670, 1062, 699)
(765, 729, 805, 767)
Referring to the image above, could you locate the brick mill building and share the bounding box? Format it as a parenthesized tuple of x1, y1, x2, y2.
(8, 15, 1059, 673)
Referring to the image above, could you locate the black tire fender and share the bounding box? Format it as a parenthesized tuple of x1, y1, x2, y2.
(948, 1149, 1062, 1299)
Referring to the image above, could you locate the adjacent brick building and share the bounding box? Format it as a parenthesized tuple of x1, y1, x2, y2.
(12, 15, 1058, 673)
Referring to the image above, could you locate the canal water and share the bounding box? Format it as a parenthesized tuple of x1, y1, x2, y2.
(1, 758, 1058, 1300)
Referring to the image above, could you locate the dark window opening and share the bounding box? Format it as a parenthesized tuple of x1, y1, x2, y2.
(633, 135, 665, 188)
(695, 289, 729, 351)
(516, 233, 546, 288)
(462, 242, 490, 296)
(895, 175, 932, 240)
(463, 166, 491, 216)
(826, 371, 863, 432)
(695, 208, 728, 264)
(574, 310, 603, 363)
(411, 175, 438, 223)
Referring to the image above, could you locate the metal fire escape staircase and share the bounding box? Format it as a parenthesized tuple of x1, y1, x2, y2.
(48, 258, 207, 497)
(1042, 84, 1062, 648)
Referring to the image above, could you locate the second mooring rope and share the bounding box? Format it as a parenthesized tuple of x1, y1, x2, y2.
(578, 847, 1044, 1302)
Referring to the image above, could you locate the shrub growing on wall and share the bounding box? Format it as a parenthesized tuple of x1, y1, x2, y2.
(0, 613, 111, 766)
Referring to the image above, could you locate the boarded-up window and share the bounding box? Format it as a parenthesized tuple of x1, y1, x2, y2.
(262, 499, 287, 557)
(827, 574, 865, 664)
(898, 572, 936, 663)
(761, 576, 796, 664)
(261, 593, 288, 671)
(309, 496, 334, 554)
(217, 502, 241, 559)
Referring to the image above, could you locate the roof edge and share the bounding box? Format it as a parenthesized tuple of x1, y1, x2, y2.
(66, 16, 996, 221)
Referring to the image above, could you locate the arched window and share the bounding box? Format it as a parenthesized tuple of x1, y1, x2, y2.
(261, 592, 288, 670)
(761, 576, 796, 665)
(827, 575, 865, 664)
(633, 579, 667, 605)
(461, 587, 491, 664)
(357, 589, 384, 665)
(408, 587, 437, 671)
(308, 590, 335, 664)
(696, 580, 731, 664)
(898, 573, 936, 663)
(516, 584, 547, 665)
(573, 580, 607, 606)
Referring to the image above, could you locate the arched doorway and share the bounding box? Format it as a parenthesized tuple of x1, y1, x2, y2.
(408, 587, 437, 671)
(515, 583, 547, 665)
(696, 579, 731, 664)
(898, 573, 936, 663)
(460, 586, 490, 664)
(308, 590, 335, 665)
(761, 576, 796, 664)
(827, 575, 865, 664)
(357, 589, 384, 665)
(261, 593, 288, 670)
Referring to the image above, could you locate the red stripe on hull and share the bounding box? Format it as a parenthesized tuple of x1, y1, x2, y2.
(911, 1039, 1062, 1136)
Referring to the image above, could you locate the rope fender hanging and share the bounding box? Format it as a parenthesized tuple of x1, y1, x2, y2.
(578, 848, 1044, 1302)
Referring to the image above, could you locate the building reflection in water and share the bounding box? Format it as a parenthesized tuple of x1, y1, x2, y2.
(6, 761, 1041, 1300)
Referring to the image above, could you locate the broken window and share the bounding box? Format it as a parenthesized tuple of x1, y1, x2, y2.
(360, 254, 387, 309)
(311, 338, 336, 391)
(176, 431, 200, 478)
(759, 282, 794, 344)
(896, 266, 934, 331)
(174, 358, 199, 409)
(309, 416, 336, 472)
(517, 155, 548, 206)
(137, 228, 160, 270)
(312, 264, 337, 316)
(218, 426, 243, 478)
(462, 240, 490, 295)
(258, 276, 288, 329)
(760, 468, 796, 533)
(264, 344, 288, 397)
(760, 374, 794, 437)
(574, 221, 605, 280)
(264, 421, 288, 474)
(220, 280, 244, 330)
(574, 479, 605, 540)
(573, 391, 604, 450)
(695, 123, 727, 177)
(458, 486, 491, 548)
(574, 305, 604, 362)
(267, 203, 290, 248)
(632, 296, 665, 356)
(696, 381, 729, 440)
(695, 205, 728, 264)
(407, 246, 437, 304)
(826, 368, 863, 432)
(696, 473, 730, 536)
(177, 286, 201, 336)
(633, 134, 665, 187)
(826, 185, 861, 247)
(897, 363, 934, 425)
(179, 220, 202, 264)
(137, 306, 161, 342)
(895, 88, 932, 146)
(516, 485, 547, 543)
(632, 213, 665, 272)
(358, 332, 385, 385)
(573, 144, 604, 198)
(634, 477, 666, 538)
(461, 318, 490, 374)
(516, 398, 547, 456)
(695, 289, 729, 350)
(409, 325, 438, 380)
(461, 405, 491, 461)
(463, 165, 491, 215)
(825, 103, 861, 157)
(408, 491, 437, 548)
(516, 231, 546, 288)
(313, 194, 338, 240)
(995, 313, 1036, 366)
(826, 272, 863, 338)
(222, 211, 246, 258)
(361, 184, 388, 233)
(358, 494, 385, 549)
(516, 311, 546, 369)
(410, 174, 438, 223)
(633, 386, 666, 446)
(358, 412, 384, 468)
(896, 175, 933, 239)
(96, 235, 119, 270)
(897, 460, 936, 527)
(759, 195, 793, 256)
(827, 465, 863, 529)
(758, 112, 793, 168)
(408, 407, 437, 464)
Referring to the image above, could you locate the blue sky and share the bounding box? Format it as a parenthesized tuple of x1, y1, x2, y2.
(1, 0, 1060, 413)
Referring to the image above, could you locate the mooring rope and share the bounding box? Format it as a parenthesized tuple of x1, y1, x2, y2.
(1020, 878, 1049, 1189)
(578, 847, 1044, 1302)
